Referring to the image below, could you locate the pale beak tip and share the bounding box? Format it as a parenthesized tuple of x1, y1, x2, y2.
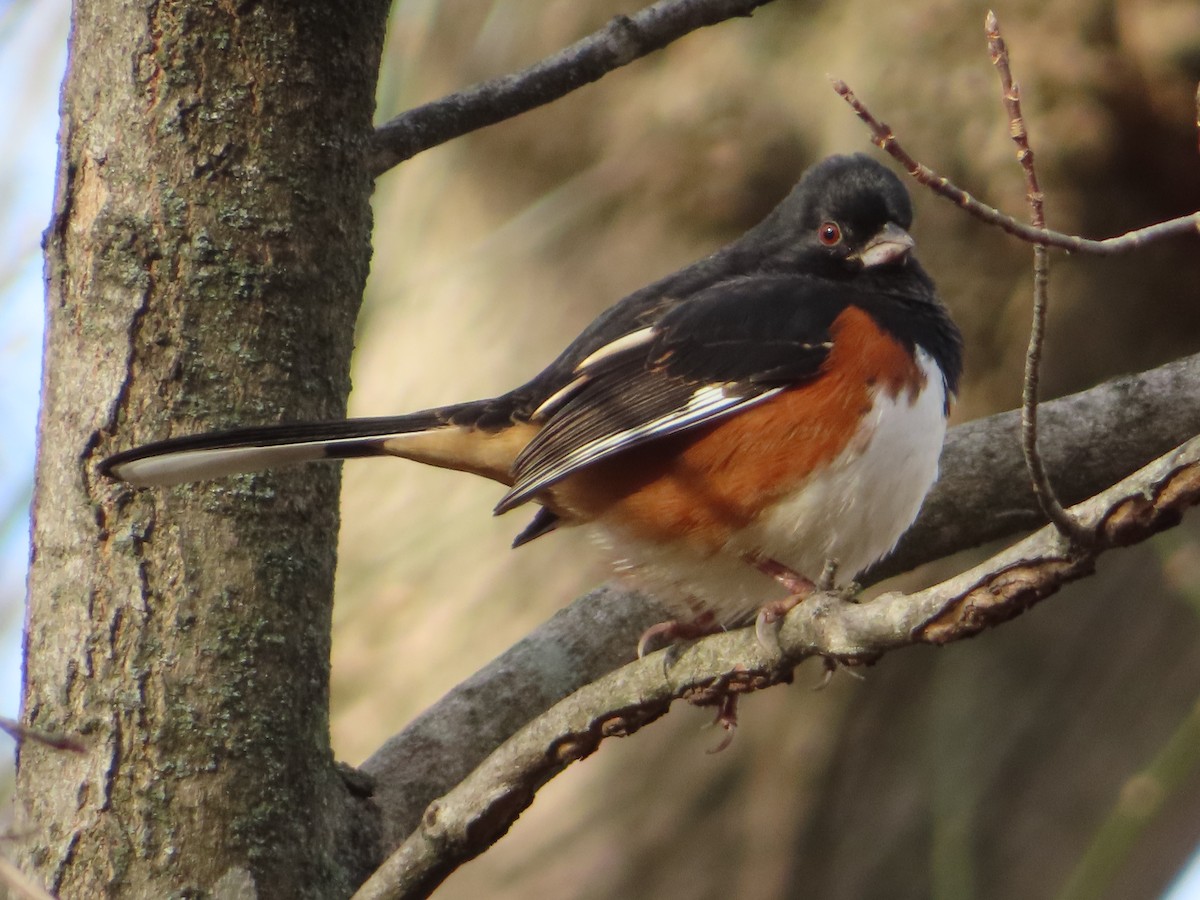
(857, 223, 915, 268)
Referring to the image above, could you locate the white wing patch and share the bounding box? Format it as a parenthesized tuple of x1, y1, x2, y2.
(531, 327, 661, 422)
(498, 383, 782, 511)
(574, 326, 657, 372)
(530, 375, 589, 421)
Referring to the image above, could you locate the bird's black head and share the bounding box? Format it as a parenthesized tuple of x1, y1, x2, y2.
(746, 154, 921, 279)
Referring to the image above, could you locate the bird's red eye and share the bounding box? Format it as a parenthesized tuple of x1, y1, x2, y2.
(818, 222, 842, 246)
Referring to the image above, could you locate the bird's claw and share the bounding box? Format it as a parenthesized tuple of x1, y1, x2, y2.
(753, 594, 806, 655)
(637, 612, 720, 659)
(705, 694, 739, 754)
(813, 655, 865, 690)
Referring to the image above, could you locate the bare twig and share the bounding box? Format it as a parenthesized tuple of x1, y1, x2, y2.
(0, 855, 56, 900)
(830, 79, 1200, 253)
(986, 11, 1089, 544)
(354, 434, 1200, 900)
(0, 716, 84, 753)
(369, 0, 777, 176)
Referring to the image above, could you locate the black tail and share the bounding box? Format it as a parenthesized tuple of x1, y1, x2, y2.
(98, 400, 533, 488)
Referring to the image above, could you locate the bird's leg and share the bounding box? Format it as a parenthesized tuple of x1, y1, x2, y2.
(637, 609, 720, 659)
(748, 554, 818, 596)
(758, 556, 865, 684)
(744, 554, 817, 653)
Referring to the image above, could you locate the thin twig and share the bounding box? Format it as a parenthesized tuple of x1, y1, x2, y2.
(830, 79, 1200, 253)
(0, 855, 57, 900)
(986, 11, 1089, 544)
(369, 0, 777, 176)
(0, 716, 84, 753)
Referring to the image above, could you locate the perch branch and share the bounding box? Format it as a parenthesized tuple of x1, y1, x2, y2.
(361, 351, 1200, 850)
(354, 434, 1200, 900)
(369, 0, 777, 176)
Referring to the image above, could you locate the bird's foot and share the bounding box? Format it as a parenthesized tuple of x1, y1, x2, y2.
(813, 654, 866, 690)
(748, 557, 860, 654)
(753, 594, 809, 655)
(637, 610, 720, 659)
(742, 553, 818, 654)
(831, 579, 863, 602)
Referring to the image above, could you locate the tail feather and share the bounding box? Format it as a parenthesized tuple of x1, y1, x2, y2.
(100, 402, 537, 489)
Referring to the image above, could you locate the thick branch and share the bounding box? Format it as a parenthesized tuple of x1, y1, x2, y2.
(356, 432, 1200, 900)
(361, 352, 1200, 847)
(369, 0, 775, 176)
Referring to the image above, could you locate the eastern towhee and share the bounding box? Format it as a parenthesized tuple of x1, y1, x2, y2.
(101, 154, 963, 645)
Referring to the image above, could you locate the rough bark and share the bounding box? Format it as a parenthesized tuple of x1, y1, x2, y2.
(19, 1, 390, 896)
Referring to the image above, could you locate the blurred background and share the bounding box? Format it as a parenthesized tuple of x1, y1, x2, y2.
(5, 0, 1200, 897)
(0, 0, 65, 774)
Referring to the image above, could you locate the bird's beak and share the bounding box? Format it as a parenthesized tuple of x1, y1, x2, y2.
(854, 222, 915, 268)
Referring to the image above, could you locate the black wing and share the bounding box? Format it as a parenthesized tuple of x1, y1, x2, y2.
(495, 274, 853, 512)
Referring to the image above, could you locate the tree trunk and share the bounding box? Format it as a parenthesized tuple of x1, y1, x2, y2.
(19, 1, 390, 895)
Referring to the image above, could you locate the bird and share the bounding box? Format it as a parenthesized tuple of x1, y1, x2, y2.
(101, 153, 963, 649)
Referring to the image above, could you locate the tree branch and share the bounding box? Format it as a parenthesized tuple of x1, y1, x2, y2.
(986, 11, 1088, 543)
(0, 716, 84, 754)
(359, 351, 1200, 849)
(0, 857, 56, 900)
(368, 0, 776, 176)
(355, 429, 1200, 900)
(830, 78, 1200, 253)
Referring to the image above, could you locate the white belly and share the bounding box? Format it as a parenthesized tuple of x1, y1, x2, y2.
(591, 351, 949, 623)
